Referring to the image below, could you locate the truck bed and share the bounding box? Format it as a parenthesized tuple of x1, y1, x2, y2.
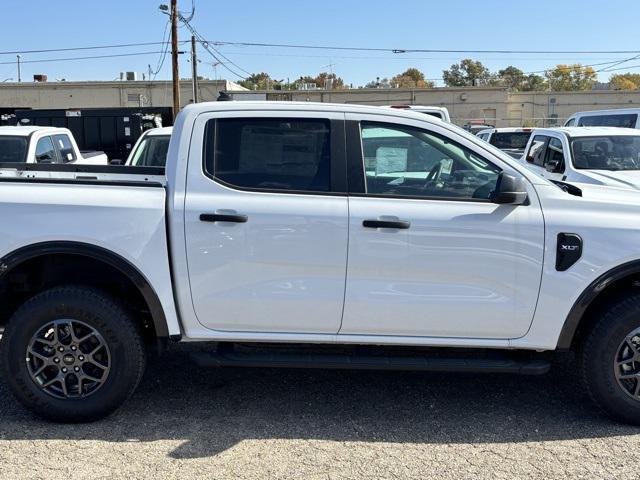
(0, 163, 166, 186)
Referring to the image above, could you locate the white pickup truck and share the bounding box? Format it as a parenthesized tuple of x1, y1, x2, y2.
(0, 126, 108, 165)
(3, 102, 640, 425)
(520, 127, 640, 188)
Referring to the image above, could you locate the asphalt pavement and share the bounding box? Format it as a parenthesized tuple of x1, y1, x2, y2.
(0, 344, 639, 479)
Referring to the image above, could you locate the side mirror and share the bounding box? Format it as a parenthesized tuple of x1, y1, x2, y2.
(545, 160, 560, 173)
(109, 158, 124, 165)
(491, 172, 528, 205)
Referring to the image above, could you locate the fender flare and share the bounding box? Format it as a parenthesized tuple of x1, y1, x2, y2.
(0, 241, 170, 338)
(557, 260, 640, 349)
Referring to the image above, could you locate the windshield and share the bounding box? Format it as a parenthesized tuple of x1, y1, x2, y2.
(0, 136, 28, 163)
(490, 132, 531, 150)
(572, 136, 640, 171)
(129, 135, 170, 166)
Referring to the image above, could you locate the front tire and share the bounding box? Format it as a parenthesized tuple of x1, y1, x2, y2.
(580, 294, 640, 424)
(0, 286, 146, 422)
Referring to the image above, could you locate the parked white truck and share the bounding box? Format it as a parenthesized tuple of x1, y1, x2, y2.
(0, 126, 108, 165)
(520, 127, 640, 188)
(3, 102, 640, 425)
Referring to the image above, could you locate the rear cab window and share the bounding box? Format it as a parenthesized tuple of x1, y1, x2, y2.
(0, 136, 28, 163)
(578, 114, 638, 128)
(204, 118, 333, 193)
(490, 132, 532, 150)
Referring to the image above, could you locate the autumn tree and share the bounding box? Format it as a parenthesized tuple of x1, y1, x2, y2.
(390, 68, 434, 88)
(545, 64, 597, 91)
(314, 72, 345, 89)
(610, 73, 640, 90)
(442, 59, 492, 87)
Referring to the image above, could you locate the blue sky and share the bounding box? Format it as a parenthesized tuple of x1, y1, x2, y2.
(1, 0, 640, 86)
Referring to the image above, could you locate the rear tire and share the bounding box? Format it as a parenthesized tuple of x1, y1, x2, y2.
(0, 286, 146, 422)
(580, 294, 640, 424)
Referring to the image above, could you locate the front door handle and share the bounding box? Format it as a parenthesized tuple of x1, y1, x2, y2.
(200, 213, 248, 223)
(363, 219, 411, 229)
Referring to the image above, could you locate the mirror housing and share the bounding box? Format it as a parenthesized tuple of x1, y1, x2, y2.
(491, 172, 528, 205)
(545, 160, 560, 173)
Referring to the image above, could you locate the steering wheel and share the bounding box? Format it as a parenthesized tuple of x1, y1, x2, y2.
(425, 162, 443, 185)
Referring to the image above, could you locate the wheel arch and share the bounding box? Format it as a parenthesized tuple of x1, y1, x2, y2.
(557, 260, 640, 350)
(0, 241, 170, 338)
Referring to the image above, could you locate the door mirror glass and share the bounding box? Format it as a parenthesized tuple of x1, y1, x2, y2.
(490, 172, 528, 205)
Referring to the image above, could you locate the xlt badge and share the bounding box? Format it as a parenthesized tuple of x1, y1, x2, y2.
(556, 233, 583, 271)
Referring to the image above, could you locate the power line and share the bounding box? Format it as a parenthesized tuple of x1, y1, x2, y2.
(209, 40, 640, 55)
(0, 50, 165, 66)
(4, 39, 640, 58)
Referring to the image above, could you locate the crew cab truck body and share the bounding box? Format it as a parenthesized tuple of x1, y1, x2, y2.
(4, 102, 640, 424)
(565, 108, 640, 128)
(476, 127, 533, 159)
(0, 126, 108, 165)
(520, 127, 640, 188)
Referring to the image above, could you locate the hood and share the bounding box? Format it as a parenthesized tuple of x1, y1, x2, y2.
(582, 170, 640, 190)
(566, 181, 640, 204)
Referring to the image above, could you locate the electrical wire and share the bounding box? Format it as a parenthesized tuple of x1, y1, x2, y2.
(0, 51, 165, 66)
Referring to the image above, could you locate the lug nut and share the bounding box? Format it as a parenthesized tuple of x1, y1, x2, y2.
(78, 356, 85, 361)
(74, 366, 80, 372)
(71, 346, 77, 351)
(58, 347, 64, 352)
(53, 358, 60, 364)
(61, 367, 68, 373)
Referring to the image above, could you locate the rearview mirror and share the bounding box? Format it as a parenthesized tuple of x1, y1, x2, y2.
(491, 172, 528, 205)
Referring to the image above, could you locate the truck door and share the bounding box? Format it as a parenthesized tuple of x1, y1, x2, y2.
(183, 111, 349, 334)
(339, 116, 544, 339)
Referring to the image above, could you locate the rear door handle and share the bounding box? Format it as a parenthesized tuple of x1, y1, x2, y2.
(363, 219, 411, 229)
(200, 213, 248, 223)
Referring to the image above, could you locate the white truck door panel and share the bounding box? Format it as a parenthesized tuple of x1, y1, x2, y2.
(340, 116, 545, 339)
(184, 111, 348, 334)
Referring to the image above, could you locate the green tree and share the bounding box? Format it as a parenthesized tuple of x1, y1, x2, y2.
(390, 68, 434, 88)
(545, 64, 597, 91)
(443, 59, 491, 87)
(364, 77, 392, 88)
(238, 72, 277, 90)
(496, 67, 547, 91)
(610, 73, 640, 90)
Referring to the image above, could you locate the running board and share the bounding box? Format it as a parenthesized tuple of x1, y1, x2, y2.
(191, 350, 550, 375)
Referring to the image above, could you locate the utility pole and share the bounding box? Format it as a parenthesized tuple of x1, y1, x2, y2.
(191, 35, 198, 103)
(16, 55, 22, 83)
(170, 0, 180, 120)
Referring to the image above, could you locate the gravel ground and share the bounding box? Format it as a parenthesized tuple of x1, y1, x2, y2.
(1, 344, 639, 480)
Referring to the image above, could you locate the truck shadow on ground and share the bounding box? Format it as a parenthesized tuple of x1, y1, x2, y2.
(0, 343, 636, 460)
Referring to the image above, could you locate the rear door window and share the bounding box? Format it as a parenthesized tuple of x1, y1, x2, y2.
(578, 114, 638, 128)
(0, 136, 28, 163)
(205, 118, 332, 193)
